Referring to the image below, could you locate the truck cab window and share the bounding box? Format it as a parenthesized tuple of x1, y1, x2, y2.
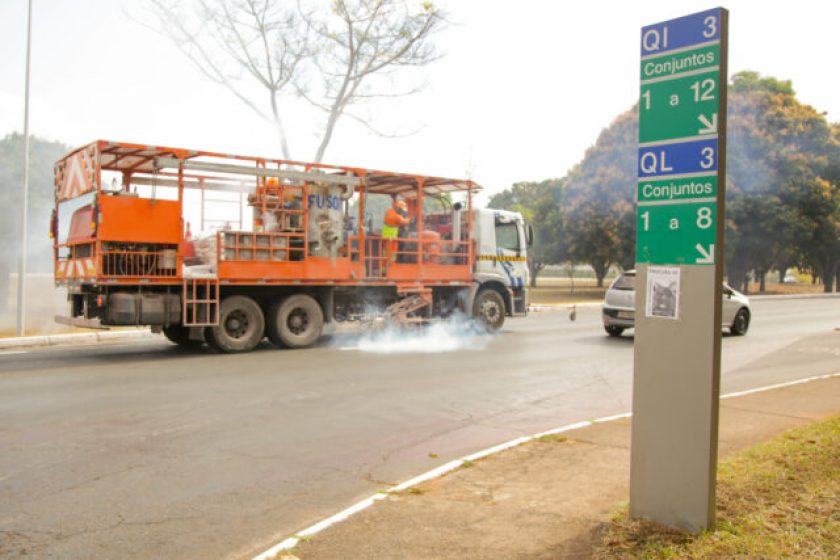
(495, 221, 520, 252)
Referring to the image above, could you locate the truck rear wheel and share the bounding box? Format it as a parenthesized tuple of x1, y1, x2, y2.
(205, 295, 265, 353)
(267, 294, 324, 349)
(162, 325, 203, 348)
(473, 289, 505, 331)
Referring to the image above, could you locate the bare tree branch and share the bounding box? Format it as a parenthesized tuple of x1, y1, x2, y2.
(299, 0, 445, 162)
(146, 0, 307, 159)
(145, 0, 444, 163)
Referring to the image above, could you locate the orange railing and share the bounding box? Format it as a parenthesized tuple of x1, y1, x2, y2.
(218, 231, 306, 262)
(348, 235, 470, 278)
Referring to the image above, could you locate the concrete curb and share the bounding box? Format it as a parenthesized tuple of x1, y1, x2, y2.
(0, 329, 154, 350)
(528, 302, 603, 312)
(748, 292, 840, 301)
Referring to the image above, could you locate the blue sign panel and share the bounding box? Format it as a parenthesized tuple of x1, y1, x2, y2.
(637, 138, 717, 178)
(640, 8, 722, 57)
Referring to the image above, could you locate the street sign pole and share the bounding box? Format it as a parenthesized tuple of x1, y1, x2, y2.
(17, 0, 34, 337)
(630, 7, 728, 532)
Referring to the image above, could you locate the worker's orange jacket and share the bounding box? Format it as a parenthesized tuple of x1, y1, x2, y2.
(384, 207, 410, 228)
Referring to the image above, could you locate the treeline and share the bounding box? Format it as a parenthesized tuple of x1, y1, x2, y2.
(490, 71, 840, 292)
(0, 134, 69, 313)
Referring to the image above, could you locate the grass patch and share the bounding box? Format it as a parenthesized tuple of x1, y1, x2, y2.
(389, 486, 426, 496)
(537, 434, 569, 444)
(594, 414, 840, 559)
(460, 460, 475, 469)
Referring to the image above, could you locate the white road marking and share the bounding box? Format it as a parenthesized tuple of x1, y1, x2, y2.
(251, 370, 840, 559)
(0, 350, 27, 355)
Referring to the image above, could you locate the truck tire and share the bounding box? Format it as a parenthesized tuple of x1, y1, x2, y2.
(162, 325, 203, 348)
(205, 295, 265, 353)
(267, 294, 324, 349)
(473, 289, 505, 331)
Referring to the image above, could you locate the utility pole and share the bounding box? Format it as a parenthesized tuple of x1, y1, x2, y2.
(17, 0, 33, 337)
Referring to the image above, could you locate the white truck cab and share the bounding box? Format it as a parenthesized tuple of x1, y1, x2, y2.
(467, 208, 531, 329)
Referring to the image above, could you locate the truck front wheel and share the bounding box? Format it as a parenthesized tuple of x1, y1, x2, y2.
(267, 294, 324, 349)
(205, 295, 265, 353)
(473, 289, 505, 331)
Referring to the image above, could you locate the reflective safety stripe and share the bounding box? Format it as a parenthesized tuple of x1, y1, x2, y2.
(381, 224, 399, 239)
(477, 255, 527, 262)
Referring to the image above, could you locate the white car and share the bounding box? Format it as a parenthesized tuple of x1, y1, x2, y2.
(602, 270, 751, 337)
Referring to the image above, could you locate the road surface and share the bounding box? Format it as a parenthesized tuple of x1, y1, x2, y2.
(1, 297, 838, 559)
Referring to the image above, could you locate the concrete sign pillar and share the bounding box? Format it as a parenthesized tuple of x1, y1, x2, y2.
(630, 7, 729, 532)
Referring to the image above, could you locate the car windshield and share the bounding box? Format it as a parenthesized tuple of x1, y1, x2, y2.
(610, 272, 635, 291)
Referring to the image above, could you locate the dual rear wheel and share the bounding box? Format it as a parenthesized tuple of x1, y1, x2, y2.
(203, 294, 324, 353)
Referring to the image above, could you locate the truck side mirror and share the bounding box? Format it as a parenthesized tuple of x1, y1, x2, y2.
(526, 224, 534, 247)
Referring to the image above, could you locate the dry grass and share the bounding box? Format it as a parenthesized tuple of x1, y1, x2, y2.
(594, 414, 840, 559)
(739, 281, 830, 296)
(529, 277, 609, 305)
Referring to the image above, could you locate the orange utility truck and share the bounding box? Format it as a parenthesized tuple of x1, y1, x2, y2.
(52, 141, 531, 352)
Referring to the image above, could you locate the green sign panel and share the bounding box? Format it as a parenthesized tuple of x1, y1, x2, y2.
(639, 43, 720, 82)
(637, 10, 725, 267)
(637, 202, 716, 265)
(637, 175, 717, 204)
(640, 71, 720, 143)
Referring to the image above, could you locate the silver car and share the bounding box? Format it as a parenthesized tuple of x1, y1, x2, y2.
(602, 270, 751, 337)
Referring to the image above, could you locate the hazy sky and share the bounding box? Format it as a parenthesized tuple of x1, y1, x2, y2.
(1, 0, 839, 203)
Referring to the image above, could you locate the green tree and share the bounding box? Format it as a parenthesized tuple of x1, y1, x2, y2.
(562, 108, 638, 286)
(488, 178, 565, 287)
(726, 71, 840, 292)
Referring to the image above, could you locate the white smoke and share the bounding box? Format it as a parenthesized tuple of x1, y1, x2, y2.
(333, 312, 493, 354)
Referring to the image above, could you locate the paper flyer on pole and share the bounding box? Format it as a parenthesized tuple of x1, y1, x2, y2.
(646, 266, 680, 320)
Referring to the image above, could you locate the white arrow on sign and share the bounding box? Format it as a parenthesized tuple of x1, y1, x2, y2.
(697, 113, 718, 135)
(695, 243, 714, 264)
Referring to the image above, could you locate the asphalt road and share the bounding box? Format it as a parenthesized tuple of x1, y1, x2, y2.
(1, 297, 838, 559)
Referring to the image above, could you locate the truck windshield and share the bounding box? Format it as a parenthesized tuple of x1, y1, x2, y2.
(495, 221, 520, 252)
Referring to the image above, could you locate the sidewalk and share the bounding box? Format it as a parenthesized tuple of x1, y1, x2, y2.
(0, 328, 153, 350)
(277, 374, 840, 560)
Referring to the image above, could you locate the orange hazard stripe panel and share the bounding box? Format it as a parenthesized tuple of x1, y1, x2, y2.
(55, 259, 96, 278)
(57, 147, 97, 202)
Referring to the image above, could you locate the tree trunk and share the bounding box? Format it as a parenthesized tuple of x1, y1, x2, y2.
(270, 92, 292, 160)
(0, 262, 8, 315)
(592, 262, 607, 288)
(758, 270, 766, 293)
(567, 264, 576, 294)
(528, 258, 543, 288)
(822, 258, 835, 292)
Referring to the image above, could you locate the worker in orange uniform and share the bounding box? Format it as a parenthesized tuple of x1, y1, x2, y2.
(382, 199, 410, 263)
